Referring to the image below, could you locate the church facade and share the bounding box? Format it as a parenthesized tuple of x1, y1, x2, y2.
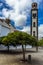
(0, 18, 16, 37)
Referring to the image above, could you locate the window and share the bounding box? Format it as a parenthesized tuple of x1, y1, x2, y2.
(33, 31, 35, 37)
(33, 22, 35, 27)
(33, 13, 36, 18)
(32, 3, 37, 8)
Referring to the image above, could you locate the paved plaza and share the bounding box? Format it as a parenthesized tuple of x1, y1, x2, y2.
(0, 48, 43, 65)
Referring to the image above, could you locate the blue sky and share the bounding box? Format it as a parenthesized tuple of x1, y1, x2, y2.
(0, 0, 43, 38)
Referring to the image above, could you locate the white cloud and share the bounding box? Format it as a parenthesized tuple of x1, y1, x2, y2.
(20, 26, 30, 34)
(1, 0, 42, 39)
(5, 0, 32, 9)
(2, 9, 27, 26)
(38, 24, 43, 39)
(14, 15, 27, 26)
(3, 0, 41, 27)
(20, 24, 43, 39)
(2, 8, 10, 18)
(5, 0, 32, 26)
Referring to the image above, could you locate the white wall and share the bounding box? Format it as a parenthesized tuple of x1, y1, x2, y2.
(0, 25, 10, 37)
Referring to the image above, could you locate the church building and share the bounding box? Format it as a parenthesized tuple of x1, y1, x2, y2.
(0, 18, 16, 37)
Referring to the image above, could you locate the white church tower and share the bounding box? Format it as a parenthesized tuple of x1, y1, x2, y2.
(31, 2, 38, 39)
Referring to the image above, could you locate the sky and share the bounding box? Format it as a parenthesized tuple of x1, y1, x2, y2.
(0, 0, 43, 39)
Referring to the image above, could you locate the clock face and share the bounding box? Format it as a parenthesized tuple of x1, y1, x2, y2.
(32, 13, 36, 18)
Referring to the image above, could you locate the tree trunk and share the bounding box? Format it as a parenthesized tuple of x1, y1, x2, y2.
(25, 45, 26, 52)
(22, 44, 25, 61)
(36, 46, 38, 52)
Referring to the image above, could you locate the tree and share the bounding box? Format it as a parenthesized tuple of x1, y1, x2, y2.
(0, 36, 5, 45)
(2, 36, 10, 52)
(2, 31, 38, 61)
(16, 31, 38, 61)
(39, 39, 43, 46)
(2, 34, 16, 52)
(2, 32, 19, 51)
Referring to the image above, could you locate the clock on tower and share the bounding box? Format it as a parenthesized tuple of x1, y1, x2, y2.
(31, 2, 38, 39)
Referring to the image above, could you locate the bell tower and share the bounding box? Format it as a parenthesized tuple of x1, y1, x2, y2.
(31, 2, 38, 39)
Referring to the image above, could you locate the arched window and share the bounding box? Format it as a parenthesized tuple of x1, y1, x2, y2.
(33, 13, 36, 18)
(33, 31, 35, 37)
(33, 22, 35, 27)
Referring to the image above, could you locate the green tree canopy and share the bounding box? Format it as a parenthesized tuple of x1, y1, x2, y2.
(0, 36, 5, 44)
(2, 31, 38, 46)
(39, 39, 43, 46)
